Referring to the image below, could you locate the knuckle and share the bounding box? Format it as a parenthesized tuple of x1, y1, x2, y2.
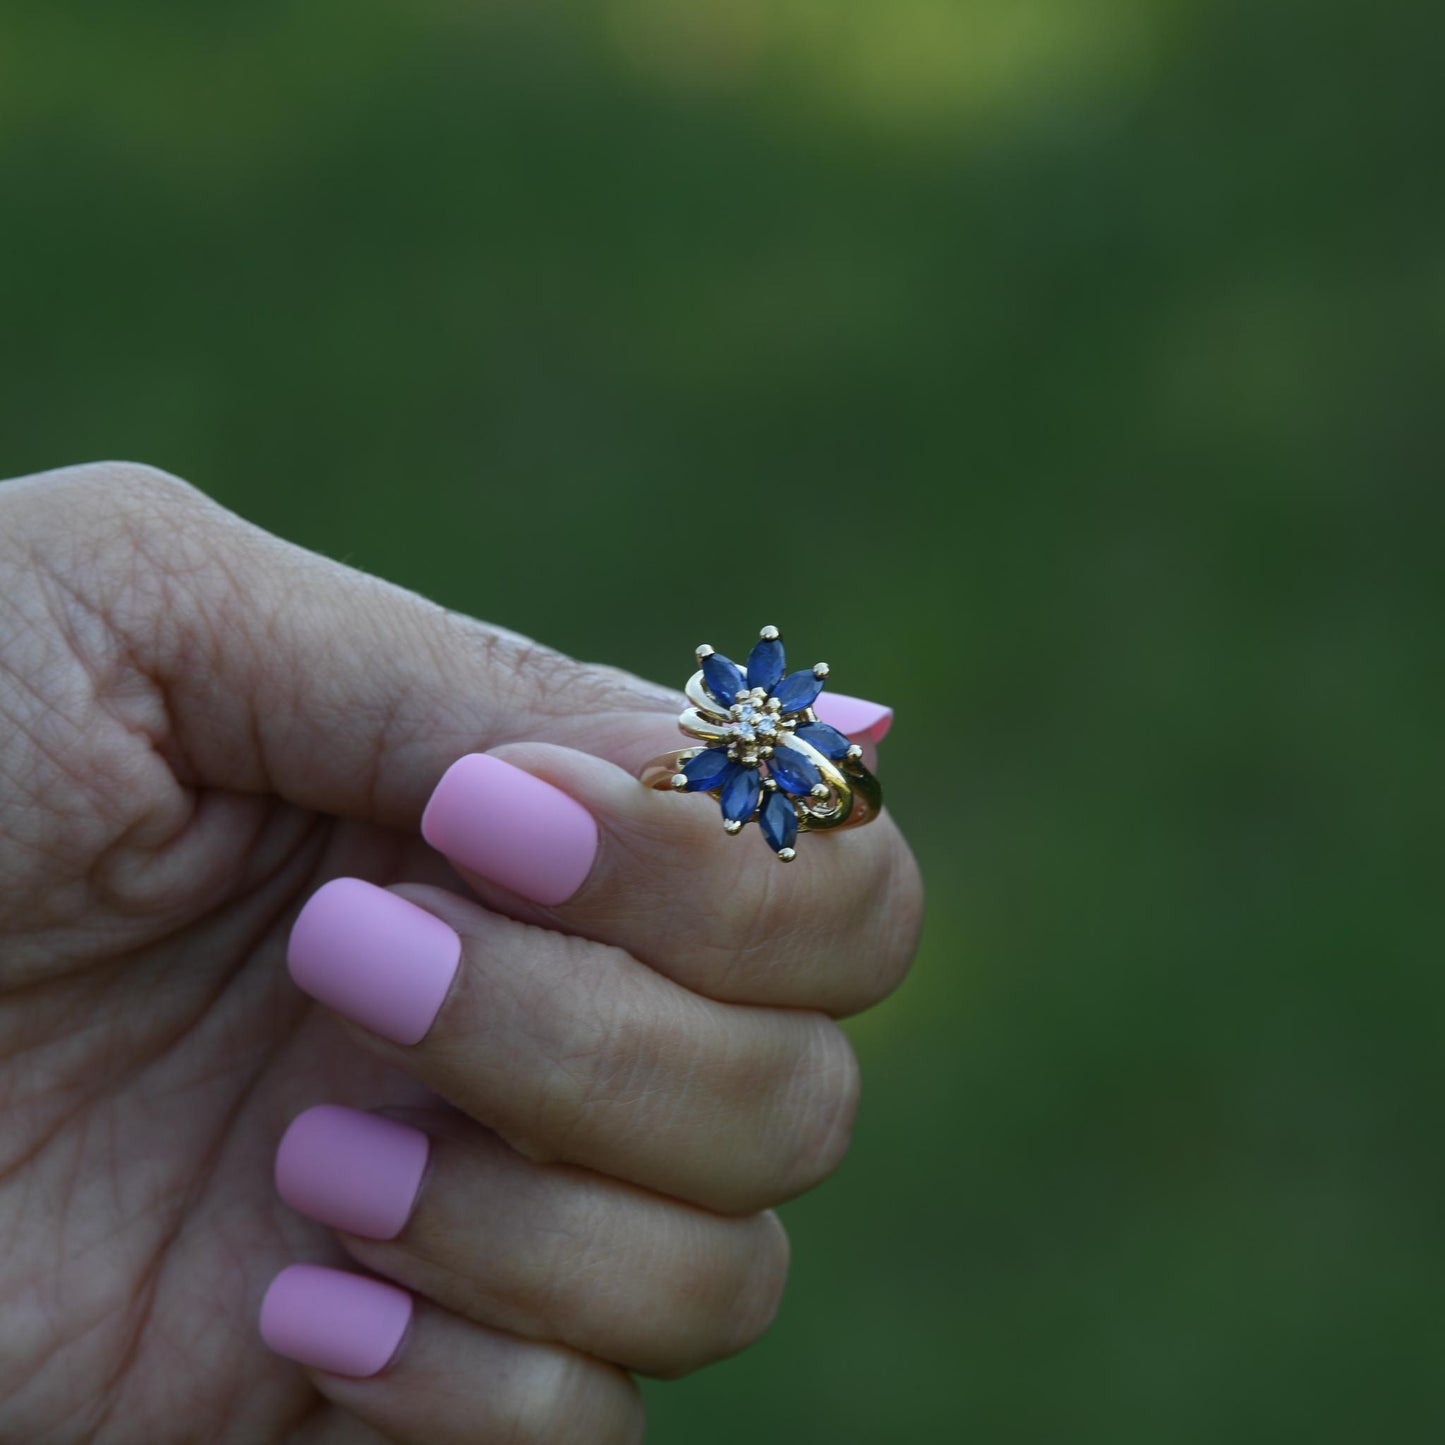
(501, 1347, 641, 1445)
(852, 833, 926, 1012)
(683, 824, 924, 1016)
(690, 866, 816, 996)
(488, 636, 583, 718)
(41, 460, 211, 531)
(517, 940, 690, 1163)
(807, 832, 926, 1017)
(640, 1211, 792, 1379)
(6, 460, 230, 611)
(717, 1211, 791, 1355)
(82, 458, 195, 500)
(531, 656, 658, 721)
(1, 460, 187, 555)
(779, 1019, 861, 1196)
(482, 648, 673, 736)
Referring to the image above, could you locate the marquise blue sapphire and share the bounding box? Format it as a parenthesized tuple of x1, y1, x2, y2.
(702, 652, 746, 706)
(759, 788, 799, 853)
(720, 767, 762, 823)
(746, 636, 786, 693)
(681, 747, 740, 792)
(771, 669, 825, 714)
(767, 741, 822, 795)
(794, 721, 852, 760)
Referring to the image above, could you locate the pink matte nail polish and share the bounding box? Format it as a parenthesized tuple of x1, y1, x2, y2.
(420, 753, 598, 907)
(259, 1264, 412, 1377)
(276, 1106, 429, 1241)
(812, 691, 893, 744)
(287, 878, 461, 1046)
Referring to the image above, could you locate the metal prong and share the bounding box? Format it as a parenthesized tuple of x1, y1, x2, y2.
(813, 662, 830, 678)
(760, 624, 780, 640)
(846, 743, 864, 761)
(761, 745, 774, 758)
(777, 847, 797, 862)
(810, 783, 830, 798)
(671, 772, 689, 790)
(723, 819, 743, 835)
(762, 776, 778, 791)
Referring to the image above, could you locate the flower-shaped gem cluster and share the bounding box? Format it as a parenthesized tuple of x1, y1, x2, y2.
(670, 625, 860, 860)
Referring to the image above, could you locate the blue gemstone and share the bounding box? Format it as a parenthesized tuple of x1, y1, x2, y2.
(720, 767, 762, 823)
(794, 721, 852, 759)
(767, 741, 822, 795)
(701, 652, 746, 707)
(746, 636, 786, 692)
(759, 789, 799, 853)
(771, 669, 824, 714)
(681, 747, 738, 792)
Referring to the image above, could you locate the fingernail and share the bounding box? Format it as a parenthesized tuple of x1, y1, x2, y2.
(812, 691, 894, 744)
(259, 1264, 412, 1377)
(287, 878, 461, 1046)
(276, 1105, 430, 1241)
(421, 753, 599, 907)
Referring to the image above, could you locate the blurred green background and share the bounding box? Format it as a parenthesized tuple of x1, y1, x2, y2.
(3, 1, 1442, 1438)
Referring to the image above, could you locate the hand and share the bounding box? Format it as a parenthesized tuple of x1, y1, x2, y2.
(0, 462, 921, 1444)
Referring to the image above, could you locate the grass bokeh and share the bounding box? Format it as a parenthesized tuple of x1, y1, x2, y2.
(3, 2, 1441, 1437)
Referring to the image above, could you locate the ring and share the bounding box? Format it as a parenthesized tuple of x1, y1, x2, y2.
(640, 625, 883, 861)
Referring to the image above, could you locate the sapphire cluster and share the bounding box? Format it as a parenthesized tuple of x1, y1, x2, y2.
(673, 625, 856, 859)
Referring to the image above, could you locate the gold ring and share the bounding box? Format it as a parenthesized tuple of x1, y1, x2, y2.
(640, 625, 883, 861)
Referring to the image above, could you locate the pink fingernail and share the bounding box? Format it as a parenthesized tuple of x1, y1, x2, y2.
(812, 691, 894, 744)
(259, 1264, 412, 1378)
(276, 1106, 430, 1241)
(421, 753, 598, 907)
(287, 878, 461, 1046)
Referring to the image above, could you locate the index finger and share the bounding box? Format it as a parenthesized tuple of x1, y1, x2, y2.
(417, 737, 922, 1017)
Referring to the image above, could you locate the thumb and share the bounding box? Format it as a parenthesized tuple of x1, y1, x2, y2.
(10, 462, 683, 830)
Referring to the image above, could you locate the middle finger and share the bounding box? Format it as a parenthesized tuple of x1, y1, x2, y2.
(285, 877, 860, 1214)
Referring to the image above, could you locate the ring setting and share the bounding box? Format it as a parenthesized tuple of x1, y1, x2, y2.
(640, 625, 883, 860)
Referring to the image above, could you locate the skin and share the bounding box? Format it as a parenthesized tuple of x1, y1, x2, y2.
(0, 462, 924, 1444)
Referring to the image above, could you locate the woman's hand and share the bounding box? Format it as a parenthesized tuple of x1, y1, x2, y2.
(0, 462, 921, 1444)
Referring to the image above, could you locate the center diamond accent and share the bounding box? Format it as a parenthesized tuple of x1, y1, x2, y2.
(726, 694, 785, 762)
